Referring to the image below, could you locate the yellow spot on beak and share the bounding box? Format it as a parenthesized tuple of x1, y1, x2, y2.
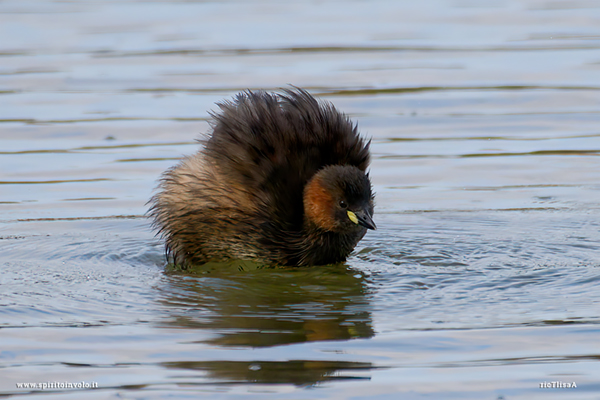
(347, 210, 359, 224)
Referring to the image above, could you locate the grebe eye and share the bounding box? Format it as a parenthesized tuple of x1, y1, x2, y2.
(339, 200, 347, 209)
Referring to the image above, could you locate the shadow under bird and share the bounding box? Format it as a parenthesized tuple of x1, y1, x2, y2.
(149, 88, 375, 267)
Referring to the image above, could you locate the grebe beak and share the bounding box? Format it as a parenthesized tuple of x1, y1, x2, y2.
(347, 210, 376, 230)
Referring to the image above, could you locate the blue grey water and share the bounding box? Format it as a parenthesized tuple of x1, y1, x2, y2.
(1, 1, 600, 399)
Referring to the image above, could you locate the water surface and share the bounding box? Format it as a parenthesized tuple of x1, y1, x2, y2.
(2, 1, 600, 399)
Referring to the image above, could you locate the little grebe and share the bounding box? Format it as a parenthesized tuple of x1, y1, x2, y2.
(149, 88, 375, 267)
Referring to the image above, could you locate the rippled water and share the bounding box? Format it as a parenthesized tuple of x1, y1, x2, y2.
(2, 0, 600, 399)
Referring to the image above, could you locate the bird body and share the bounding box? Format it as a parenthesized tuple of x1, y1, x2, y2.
(149, 89, 375, 267)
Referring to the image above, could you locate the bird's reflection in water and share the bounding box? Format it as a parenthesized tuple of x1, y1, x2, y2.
(161, 360, 373, 386)
(155, 261, 375, 386)
(157, 261, 374, 347)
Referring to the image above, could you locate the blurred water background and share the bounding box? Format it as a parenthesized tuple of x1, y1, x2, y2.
(1, 0, 600, 399)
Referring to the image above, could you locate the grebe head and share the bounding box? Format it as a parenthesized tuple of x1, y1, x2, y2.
(303, 165, 375, 233)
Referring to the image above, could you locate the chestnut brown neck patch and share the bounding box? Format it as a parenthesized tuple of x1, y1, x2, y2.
(303, 175, 336, 231)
